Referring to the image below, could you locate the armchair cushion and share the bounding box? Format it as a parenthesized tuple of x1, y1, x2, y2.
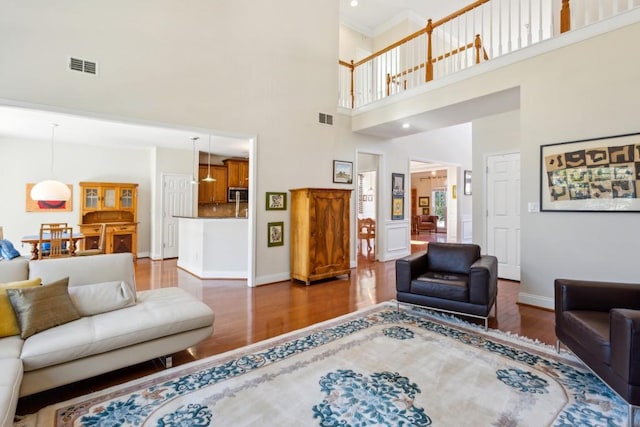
(414, 272, 468, 301)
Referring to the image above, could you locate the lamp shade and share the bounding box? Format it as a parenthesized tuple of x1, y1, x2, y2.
(30, 180, 71, 201)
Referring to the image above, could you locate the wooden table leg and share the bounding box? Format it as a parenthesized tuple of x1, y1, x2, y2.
(28, 242, 38, 260)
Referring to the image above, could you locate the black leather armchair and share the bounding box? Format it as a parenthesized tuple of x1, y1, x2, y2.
(555, 279, 640, 425)
(396, 242, 498, 329)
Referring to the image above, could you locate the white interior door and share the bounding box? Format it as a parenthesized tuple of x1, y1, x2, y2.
(162, 174, 192, 259)
(486, 153, 521, 280)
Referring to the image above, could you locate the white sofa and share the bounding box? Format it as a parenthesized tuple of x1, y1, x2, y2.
(0, 253, 215, 427)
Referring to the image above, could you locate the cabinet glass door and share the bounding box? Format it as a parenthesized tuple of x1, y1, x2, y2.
(84, 188, 99, 209)
(103, 188, 117, 208)
(120, 188, 134, 208)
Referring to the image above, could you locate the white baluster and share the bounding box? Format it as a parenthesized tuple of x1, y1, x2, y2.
(538, 0, 543, 41)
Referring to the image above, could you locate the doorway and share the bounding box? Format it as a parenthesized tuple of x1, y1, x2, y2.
(357, 152, 380, 264)
(432, 187, 447, 232)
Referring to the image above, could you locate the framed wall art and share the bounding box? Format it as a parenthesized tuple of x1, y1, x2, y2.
(540, 132, 640, 212)
(266, 192, 287, 210)
(267, 221, 284, 247)
(392, 173, 404, 196)
(418, 196, 430, 207)
(333, 160, 353, 184)
(392, 196, 404, 220)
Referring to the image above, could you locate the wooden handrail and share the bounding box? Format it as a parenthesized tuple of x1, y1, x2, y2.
(432, 0, 491, 28)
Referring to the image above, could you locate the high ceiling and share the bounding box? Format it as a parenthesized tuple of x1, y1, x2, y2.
(0, 2, 473, 152)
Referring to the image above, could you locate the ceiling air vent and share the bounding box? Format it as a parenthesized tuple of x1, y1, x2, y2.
(69, 57, 97, 75)
(319, 112, 333, 126)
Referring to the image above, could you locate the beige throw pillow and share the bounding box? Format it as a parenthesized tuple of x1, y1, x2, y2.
(7, 277, 80, 339)
(0, 278, 42, 337)
(68, 281, 136, 316)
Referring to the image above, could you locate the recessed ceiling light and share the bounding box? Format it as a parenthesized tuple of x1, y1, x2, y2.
(402, 123, 411, 129)
(350, 0, 358, 7)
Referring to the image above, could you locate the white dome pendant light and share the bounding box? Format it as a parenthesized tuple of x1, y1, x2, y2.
(30, 123, 71, 202)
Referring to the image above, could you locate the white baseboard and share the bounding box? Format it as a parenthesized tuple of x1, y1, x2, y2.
(517, 292, 554, 310)
(254, 272, 291, 287)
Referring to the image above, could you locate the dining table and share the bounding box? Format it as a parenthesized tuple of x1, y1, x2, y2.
(21, 232, 85, 260)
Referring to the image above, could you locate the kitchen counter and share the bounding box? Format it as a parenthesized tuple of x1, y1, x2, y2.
(177, 217, 248, 279)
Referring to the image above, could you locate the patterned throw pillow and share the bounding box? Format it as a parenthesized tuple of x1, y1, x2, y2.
(7, 277, 80, 339)
(0, 278, 42, 337)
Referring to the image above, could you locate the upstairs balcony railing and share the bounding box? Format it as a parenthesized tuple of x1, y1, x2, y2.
(339, 0, 638, 109)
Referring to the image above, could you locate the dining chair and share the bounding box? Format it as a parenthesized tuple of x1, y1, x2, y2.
(38, 225, 73, 259)
(76, 223, 106, 256)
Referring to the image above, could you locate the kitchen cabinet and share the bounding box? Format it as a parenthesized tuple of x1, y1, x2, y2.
(198, 165, 227, 203)
(225, 159, 249, 188)
(289, 188, 351, 285)
(79, 182, 138, 259)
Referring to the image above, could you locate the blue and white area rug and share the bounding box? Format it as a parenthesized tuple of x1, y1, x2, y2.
(19, 302, 628, 426)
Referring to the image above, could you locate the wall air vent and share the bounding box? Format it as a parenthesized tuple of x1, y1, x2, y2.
(319, 112, 333, 126)
(69, 57, 97, 75)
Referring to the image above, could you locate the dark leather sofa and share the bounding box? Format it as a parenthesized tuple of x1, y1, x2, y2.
(396, 242, 498, 329)
(555, 279, 640, 425)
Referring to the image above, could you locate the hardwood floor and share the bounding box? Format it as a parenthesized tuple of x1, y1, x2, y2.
(16, 234, 555, 415)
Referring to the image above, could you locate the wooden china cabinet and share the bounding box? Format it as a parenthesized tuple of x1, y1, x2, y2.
(289, 188, 351, 285)
(79, 182, 138, 259)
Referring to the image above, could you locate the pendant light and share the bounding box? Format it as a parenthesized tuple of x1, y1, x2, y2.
(190, 136, 200, 185)
(202, 135, 216, 182)
(30, 123, 71, 201)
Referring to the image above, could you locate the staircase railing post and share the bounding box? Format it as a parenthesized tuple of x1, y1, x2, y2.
(426, 19, 434, 82)
(561, 0, 571, 33)
(474, 34, 482, 64)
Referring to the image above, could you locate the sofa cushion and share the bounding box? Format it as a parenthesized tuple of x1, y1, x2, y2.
(562, 310, 611, 363)
(7, 277, 80, 339)
(68, 280, 136, 316)
(20, 287, 215, 371)
(0, 278, 42, 337)
(0, 256, 29, 283)
(28, 253, 137, 298)
(412, 272, 469, 302)
(0, 358, 22, 427)
(0, 336, 23, 359)
(426, 243, 480, 275)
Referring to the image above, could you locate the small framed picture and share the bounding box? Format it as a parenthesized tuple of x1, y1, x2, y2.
(422, 208, 430, 215)
(392, 173, 405, 195)
(266, 192, 287, 210)
(267, 221, 284, 247)
(333, 160, 353, 184)
(464, 170, 472, 195)
(391, 195, 404, 220)
(418, 196, 430, 207)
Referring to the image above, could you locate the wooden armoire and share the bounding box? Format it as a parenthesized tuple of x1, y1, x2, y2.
(289, 188, 351, 285)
